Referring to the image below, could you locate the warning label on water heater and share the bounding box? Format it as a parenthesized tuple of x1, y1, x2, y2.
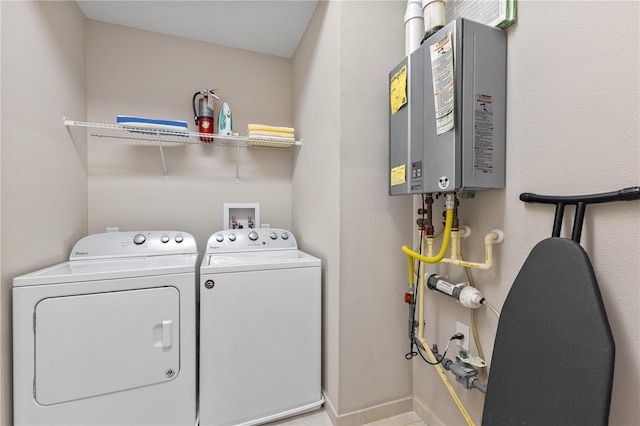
(430, 33, 455, 135)
(474, 93, 495, 174)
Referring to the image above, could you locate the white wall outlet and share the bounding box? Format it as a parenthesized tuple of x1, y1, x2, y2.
(456, 321, 470, 351)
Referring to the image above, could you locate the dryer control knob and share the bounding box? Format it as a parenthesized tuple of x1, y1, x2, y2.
(133, 233, 146, 245)
(281, 232, 289, 240)
(248, 231, 259, 241)
(175, 234, 184, 243)
(216, 234, 224, 242)
(161, 235, 170, 243)
(228, 233, 236, 241)
(270, 232, 278, 240)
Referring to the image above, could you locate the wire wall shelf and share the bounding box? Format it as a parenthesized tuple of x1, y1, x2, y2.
(64, 118, 301, 181)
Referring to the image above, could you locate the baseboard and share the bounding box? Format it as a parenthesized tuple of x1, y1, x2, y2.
(323, 392, 414, 426)
(413, 396, 445, 426)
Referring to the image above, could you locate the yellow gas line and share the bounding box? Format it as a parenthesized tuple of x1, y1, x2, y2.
(401, 195, 475, 426)
(402, 208, 454, 283)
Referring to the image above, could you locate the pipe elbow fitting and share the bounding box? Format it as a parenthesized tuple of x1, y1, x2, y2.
(486, 229, 504, 244)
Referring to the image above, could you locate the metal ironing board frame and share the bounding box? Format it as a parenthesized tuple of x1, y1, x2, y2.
(520, 186, 640, 242)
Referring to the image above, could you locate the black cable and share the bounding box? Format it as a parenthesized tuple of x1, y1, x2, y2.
(408, 333, 463, 366)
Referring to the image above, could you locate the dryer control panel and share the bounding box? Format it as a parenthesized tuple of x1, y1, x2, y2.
(206, 228, 298, 253)
(70, 231, 197, 260)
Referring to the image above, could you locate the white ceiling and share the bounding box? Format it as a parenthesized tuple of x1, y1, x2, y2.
(76, 0, 319, 58)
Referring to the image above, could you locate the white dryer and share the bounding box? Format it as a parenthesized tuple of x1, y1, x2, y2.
(199, 228, 323, 426)
(12, 231, 198, 426)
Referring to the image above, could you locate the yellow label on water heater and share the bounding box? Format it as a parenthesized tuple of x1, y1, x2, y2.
(390, 65, 407, 115)
(391, 164, 406, 186)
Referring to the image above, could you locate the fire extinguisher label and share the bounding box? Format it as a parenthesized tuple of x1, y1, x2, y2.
(201, 121, 211, 130)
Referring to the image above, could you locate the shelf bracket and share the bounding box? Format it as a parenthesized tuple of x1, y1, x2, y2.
(63, 117, 88, 173)
(157, 135, 168, 180)
(235, 138, 240, 183)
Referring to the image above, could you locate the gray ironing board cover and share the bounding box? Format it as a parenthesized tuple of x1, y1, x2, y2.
(482, 237, 614, 425)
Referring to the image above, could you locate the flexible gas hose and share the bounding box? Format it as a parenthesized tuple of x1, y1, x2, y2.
(402, 208, 454, 284)
(417, 264, 475, 426)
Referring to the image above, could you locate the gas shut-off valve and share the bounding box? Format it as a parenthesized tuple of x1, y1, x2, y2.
(426, 274, 484, 309)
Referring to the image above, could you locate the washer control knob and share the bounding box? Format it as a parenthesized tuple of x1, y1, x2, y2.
(228, 233, 236, 241)
(161, 235, 170, 243)
(215, 234, 224, 242)
(270, 232, 278, 240)
(133, 233, 146, 245)
(175, 234, 184, 243)
(248, 231, 259, 241)
(281, 232, 289, 240)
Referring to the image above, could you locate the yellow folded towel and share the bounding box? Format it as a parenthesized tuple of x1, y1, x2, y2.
(248, 124, 295, 134)
(248, 128, 293, 136)
(248, 130, 296, 139)
(248, 134, 295, 142)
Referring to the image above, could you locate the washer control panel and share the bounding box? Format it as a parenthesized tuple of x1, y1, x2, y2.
(205, 228, 297, 253)
(70, 231, 197, 260)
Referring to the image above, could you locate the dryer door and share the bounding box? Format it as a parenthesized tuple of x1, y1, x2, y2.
(34, 287, 180, 405)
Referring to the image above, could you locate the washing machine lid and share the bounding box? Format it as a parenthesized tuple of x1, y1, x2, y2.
(13, 254, 198, 287)
(202, 250, 320, 273)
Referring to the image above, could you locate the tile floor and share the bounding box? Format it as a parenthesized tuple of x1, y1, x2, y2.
(269, 409, 427, 426)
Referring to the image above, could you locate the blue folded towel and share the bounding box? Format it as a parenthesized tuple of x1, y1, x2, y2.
(117, 115, 188, 132)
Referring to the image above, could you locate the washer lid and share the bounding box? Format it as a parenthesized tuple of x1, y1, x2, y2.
(13, 254, 198, 287)
(202, 250, 320, 273)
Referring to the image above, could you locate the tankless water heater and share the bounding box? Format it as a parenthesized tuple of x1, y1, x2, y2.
(389, 18, 506, 195)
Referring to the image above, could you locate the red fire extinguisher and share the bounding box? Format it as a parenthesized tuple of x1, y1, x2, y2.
(192, 89, 219, 142)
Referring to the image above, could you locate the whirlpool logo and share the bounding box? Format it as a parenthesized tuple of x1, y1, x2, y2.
(74, 251, 88, 256)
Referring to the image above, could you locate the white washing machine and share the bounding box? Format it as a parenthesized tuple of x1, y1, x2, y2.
(12, 231, 198, 426)
(199, 228, 323, 426)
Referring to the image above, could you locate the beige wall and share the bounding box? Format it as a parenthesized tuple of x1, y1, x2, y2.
(0, 1, 88, 423)
(413, 1, 640, 425)
(86, 20, 296, 250)
(293, 0, 414, 421)
(337, 0, 414, 415)
(292, 0, 343, 408)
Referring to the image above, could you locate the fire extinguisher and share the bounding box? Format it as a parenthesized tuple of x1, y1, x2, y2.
(192, 89, 220, 142)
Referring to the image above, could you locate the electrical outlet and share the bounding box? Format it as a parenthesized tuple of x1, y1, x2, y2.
(456, 321, 470, 351)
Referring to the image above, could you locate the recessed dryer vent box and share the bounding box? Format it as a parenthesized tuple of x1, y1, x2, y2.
(224, 203, 260, 229)
(389, 18, 507, 195)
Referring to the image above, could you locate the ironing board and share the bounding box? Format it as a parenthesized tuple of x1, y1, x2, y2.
(482, 187, 640, 426)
